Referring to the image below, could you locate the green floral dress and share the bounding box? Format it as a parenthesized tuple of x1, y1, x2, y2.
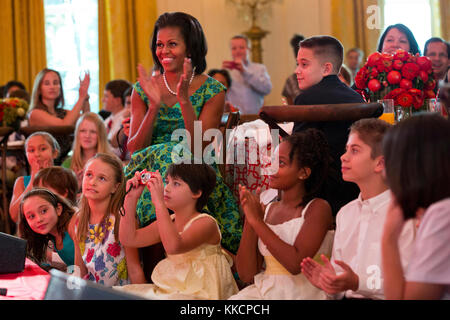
(124, 77, 242, 253)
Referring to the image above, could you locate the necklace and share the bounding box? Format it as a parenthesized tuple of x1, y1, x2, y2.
(163, 67, 196, 96)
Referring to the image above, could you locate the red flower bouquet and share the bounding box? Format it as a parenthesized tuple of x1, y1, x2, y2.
(355, 49, 437, 111)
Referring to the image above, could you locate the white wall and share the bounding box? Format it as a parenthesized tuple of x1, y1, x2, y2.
(156, 0, 332, 107)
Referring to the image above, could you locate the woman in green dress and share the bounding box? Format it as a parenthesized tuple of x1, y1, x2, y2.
(125, 12, 242, 256)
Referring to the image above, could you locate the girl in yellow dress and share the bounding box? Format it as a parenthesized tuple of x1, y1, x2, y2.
(116, 163, 238, 299)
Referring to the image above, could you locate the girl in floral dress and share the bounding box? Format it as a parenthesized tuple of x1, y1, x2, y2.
(70, 153, 145, 287)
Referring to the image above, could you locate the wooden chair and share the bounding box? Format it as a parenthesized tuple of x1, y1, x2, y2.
(218, 111, 240, 184)
(259, 102, 383, 135)
(239, 113, 259, 124)
(18, 125, 76, 138)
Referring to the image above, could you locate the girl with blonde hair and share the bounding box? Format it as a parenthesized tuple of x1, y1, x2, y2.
(63, 112, 114, 186)
(69, 153, 145, 286)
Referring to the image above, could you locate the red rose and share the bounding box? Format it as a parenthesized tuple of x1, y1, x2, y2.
(416, 56, 432, 72)
(86, 248, 94, 263)
(376, 53, 394, 72)
(354, 76, 366, 89)
(370, 67, 379, 78)
(402, 63, 420, 80)
(387, 70, 402, 85)
(418, 70, 428, 82)
(368, 79, 381, 92)
(399, 79, 413, 90)
(396, 93, 413, 107)
(412, 94, 424, 110)
(354, 67, 369, 89)
(367, 52, 382, 67)
(392, 60, 403, 70)
(425, 90, 436, 99)
(408, 88, 422, 96)
(393, 49, 409, 62)
(107, 242, 122, 257)
(385, 88, 406, 99)
(424, 79, 436, 90)
(407, 55, 417, 63)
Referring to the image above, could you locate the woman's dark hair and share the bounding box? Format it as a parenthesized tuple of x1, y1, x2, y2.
(207, 69, 232, 88)
(151, 12, 207, 74)
(377, 24, 420, 55)
(166, 163, 216, 212)
(383, 113, 450, 220)
(19, 188, 75, 264)
(284, 128, 331, 207)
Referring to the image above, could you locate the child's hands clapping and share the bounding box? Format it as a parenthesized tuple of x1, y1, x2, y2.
(239, 185, 264, 225)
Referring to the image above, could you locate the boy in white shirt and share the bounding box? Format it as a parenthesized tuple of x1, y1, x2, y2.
(301, 118, 416, 299)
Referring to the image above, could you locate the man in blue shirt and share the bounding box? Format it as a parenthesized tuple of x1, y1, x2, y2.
(223, 35, 272, 115)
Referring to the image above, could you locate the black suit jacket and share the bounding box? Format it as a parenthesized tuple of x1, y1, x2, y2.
(293, 75, 364, 215)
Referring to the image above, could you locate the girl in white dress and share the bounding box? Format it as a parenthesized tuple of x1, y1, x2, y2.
(115, 163, 238, 299)
(229, 129, 335, 300)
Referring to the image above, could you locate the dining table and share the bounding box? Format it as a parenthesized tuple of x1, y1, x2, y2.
(0, 258, 50, 300)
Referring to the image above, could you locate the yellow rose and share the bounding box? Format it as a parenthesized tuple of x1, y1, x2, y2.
(16, 108, 25, 117)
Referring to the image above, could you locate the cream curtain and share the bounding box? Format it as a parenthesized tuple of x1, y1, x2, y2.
(0, 0, 47, 94)
(98, 0, 157, 106)
(331, 0, 382, 61)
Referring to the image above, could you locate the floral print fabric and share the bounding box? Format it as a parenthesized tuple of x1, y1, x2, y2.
(80, 215, 129, 287)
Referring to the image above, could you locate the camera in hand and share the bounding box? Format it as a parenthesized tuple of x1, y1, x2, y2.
(224, 61, 239, 70)
(138, 169, 155, 185)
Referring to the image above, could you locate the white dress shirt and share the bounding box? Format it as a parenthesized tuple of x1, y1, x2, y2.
(330, 190, 416, 300)
(405, 198, 450, 300)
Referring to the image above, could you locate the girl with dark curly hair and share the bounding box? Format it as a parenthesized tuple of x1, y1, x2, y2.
(230, 128, 334, 300)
